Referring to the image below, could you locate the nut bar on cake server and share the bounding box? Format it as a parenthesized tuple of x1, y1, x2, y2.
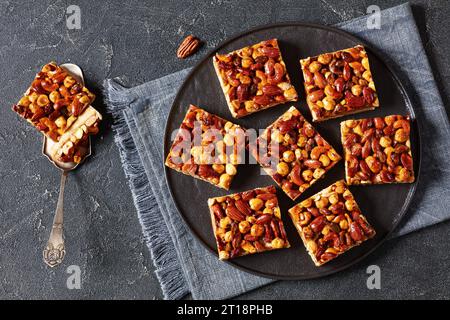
(341, 115, 414, 185)
(250, 106, 341, 201)
(165, 105, 246, 190)
(12, 62, 101, 163)
(208, 185, 290, 260)
(213, 38, 298, 118)
(289, 180, 375, 266)
(300, 45, 379, 121)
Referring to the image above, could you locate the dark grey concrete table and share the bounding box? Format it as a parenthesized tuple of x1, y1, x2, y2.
(1, 0, 449, 299)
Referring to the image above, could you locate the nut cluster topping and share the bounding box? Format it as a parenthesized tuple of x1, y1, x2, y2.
(165, 105, 245, 190)
(251, 106, 341, 200)
(208, 185, 290, 260)
(300, 45, 379, 122)
(177, 35, 201, 59)
(213, 39, 298, 118)
(12, 62, 96, 142)
(289, 180, 375, 266)
(341, 115, 414, 185)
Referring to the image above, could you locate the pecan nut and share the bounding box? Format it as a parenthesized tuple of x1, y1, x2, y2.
(177, 35, 201, 59)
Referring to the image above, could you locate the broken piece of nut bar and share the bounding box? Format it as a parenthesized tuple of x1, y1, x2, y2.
(288, 180, 375, 266)
(341, 115, 414, 185)
(49, 106, 102, 163)
(165, 105, 246, 190)
(300, 45, 379, 121)
(12, 62, 96, 142)
(213, 39, 298, 118)
(250, 106, 341, 201)
(208, 185, 290, 260)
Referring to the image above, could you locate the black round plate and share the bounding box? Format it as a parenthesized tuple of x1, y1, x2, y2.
(164, 23, 421, 280)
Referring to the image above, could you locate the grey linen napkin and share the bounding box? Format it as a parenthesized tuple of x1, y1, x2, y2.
(104, 2, 450, 300)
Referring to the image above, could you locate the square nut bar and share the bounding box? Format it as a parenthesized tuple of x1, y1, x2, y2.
(12, 62, 96, 142)
(251, 106, 341, 201)
(288, 180, 375, 266)
(341, 115, 414, 185)
(165, 105, 245, 190)
(300, 45, 379, 122)
(213, 39, 298, 118)
(208, 185, 290, 260)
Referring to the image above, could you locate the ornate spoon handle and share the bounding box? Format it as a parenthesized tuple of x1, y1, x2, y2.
(43, 171, 68, 267)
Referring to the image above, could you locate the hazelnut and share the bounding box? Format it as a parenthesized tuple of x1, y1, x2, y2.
(241, 58, 253, 68)
(328, 193, 339, 205)
(224, 121, 234, 131)
(54, 116, 66, 129)
(18, 96, 31, 107)
(327, 149, 340, 161)
(276, 162, 290, 176)
(213, 164, 225, 174)
(308, 61, 322, 73)
(218, 174, 232, 188)
(361, 57, 370, 70)
(319, 154, 330, 167)
(223, 231, 233, 242)
(225, 163, 237, 176)
(250, 224, 264, 237)
(271, 130, 284, 143)
(300, 198, 313, 208)
(351, 85, 362, 96)
(283, 150, 295, 163)
(313, 168, 325, 179)
(249, 198, 264, 211)
(36, 94, 49, 107)
(362, 70, 372, 82)
(219, 251, 230, 260)
(315, 196, 329, 209)
(379, 136, 392, 148)
(295, 148, 302, 160)
(394, 129, 408, 143)
(322, 96, 336, 111)
(244, 101, 255, 112)
(284, 87, 297, 100)
(335, 182, 346, 194)
(297, 135, 307, 147)
(220, 216, 231, 229)
(223, 133, 234, 146)
(271, 237, 285, 249)
(302, 169, 313, 182)
(317, 53, 332, 64)
(63, 76, 76, 88)
(339, 219, 349, 230)
(246, 216, 256, 224)
(241, 241, 256, 253)
(239, 221, 251, 233)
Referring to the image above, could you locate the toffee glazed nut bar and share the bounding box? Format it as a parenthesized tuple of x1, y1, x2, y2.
(12, 61, 102, 163)
(251, 106, 341, 201)
(165, 105, 246, 190)
(12, 61, 96, 141)
(300, 45, 379, 121)
(208, 185, 290, 260)
(213, 38, 298, 118)
(341, 115, 414, 185)
(288, 180, 376, 266)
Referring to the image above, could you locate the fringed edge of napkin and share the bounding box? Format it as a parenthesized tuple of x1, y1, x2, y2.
(103, 79, 189, 300)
